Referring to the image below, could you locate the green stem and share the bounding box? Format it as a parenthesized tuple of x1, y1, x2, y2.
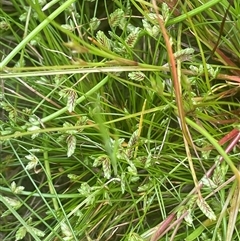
(0, 195, 41, 241)
(0, 0, 76, 69)
(43, 136, 59, 211)
(41, 75, 109, 124)
(0, 76, 109, 142)
(167, 0, 222, 26)
(186, 117, 240, 184)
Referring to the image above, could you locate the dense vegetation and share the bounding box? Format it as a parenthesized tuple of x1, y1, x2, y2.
(0, 0, 239, 240)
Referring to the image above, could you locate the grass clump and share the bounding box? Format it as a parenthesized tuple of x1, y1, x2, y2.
(0, 0, 239, 240)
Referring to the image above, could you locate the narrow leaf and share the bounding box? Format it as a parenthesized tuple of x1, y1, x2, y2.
(121, 172, 126, 194)
(227, 180, 240, 241)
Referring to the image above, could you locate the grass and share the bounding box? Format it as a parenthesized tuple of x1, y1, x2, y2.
(0, 0, 240, 240)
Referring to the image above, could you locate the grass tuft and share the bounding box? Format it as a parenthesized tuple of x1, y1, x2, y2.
(1, 0, 239, 240)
